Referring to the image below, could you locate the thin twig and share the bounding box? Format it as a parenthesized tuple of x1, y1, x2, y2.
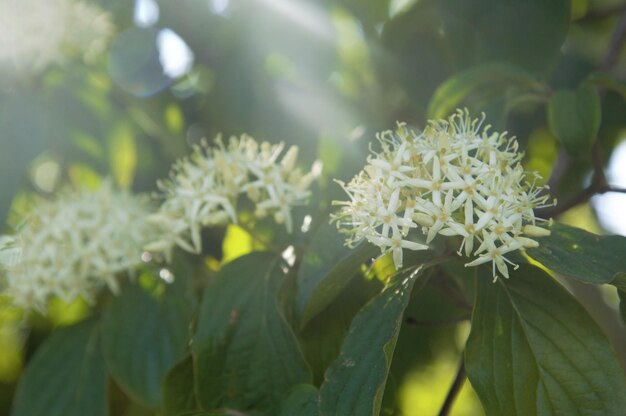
(547, 149, 571, 193)
(538, 183, 626, 218)
(537, 142, 622, 218)
(437, 356, 467, 416)
(539, 8, 626, 218)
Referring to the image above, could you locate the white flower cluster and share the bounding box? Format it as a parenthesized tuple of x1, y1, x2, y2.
(146, 135, 317, 258)
(0, 182, 155, 312)
(0, 0, 114, 77)
(333, 110, 553, 280)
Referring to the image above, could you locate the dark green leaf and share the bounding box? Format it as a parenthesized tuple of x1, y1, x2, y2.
(297, 223, 378, 329)
(101, 279, 194, 407)
(467, 0, 570, 73)
(12, 319, 107, 416)
(278, 385, 319, 416)
(162, 356, 197, 416)
(193, 252, 311, 413)
(526, 223, 626, 285)
(319, 266, 429, 416)
(427, 62, 542, 119)
(548, 83, 601, 156)
(383, 0, 568, 108)
(299, 274, 381, 385)
(466, 264, 626, 415)
(587, 72, 626, 101)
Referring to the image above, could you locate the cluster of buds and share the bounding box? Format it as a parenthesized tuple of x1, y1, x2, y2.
(145, 135, 317, 259)
(0, 182, 155, 312)
(332, 110, 554, 280)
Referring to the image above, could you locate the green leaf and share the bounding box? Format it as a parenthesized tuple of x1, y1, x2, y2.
(428, 62, 541, 119)
(101, 279, 194, 407)
(193, 252, 311, 413)
(162, 356, 197, 416)
(465, 264, 626, 415)
(278, 385, 319, 416)
(12, 319, 107, 416)
(548, 83, 601, 156)
(470, 0, 570, 73)
(526, 223, 626, 285)
(299, 274, 381, 385)
(297, 223, 378, 329)
(319, 266, 429, 416)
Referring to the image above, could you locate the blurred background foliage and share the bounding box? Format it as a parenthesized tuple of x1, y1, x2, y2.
(1, 0, 626, 414)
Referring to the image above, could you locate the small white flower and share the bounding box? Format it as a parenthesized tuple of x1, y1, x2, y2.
(333, 110, 554, 280)
(148, 135, 317, 257)
(0, 181, 156, 312)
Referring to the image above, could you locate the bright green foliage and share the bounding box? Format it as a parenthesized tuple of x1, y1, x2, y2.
(614, 274, 626, 325)
(466, 264, 626, 415)
(101, 279, 194, 407)
(193, 252, 311, 414)
(12, 319, 107, 416)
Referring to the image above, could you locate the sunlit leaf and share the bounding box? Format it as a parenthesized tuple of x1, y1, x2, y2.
(319, 266, 429, 416)
(221, 224, 255, 265)
(193, 252, 311, 414)
(68, 163, 102, 189)
(165, 104, 185, 135)
(12, 319, 107, 416)
(108, 123, 137, 189)
(466, 264, 626, 415)
(611, 274, 626, 325)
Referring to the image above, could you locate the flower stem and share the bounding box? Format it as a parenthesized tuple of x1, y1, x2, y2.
(437, 355, 467, 416)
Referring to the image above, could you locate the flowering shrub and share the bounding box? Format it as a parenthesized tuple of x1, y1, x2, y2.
(146, 135, 317, 258)
(333, 110, 553, 279)
(3, 1, 626, 415)
(0, 182, 154, 311)
(0, 0, 113, 77)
